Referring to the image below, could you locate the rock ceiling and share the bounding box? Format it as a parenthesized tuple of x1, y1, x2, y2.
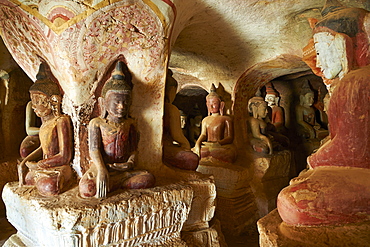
(0, 0, 368, 97)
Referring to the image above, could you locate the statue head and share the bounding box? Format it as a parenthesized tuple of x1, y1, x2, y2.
(264, 82, 279, 107)
(303, 0, 369, 81)
(29, 63, 61, 117)
(248, 89, 268, 119)
(101, 61, 132, 119)
(165, 69, 178, 103)
(206, 84, 225, 116)
(180, 110, 187, 129)
(299, 81, 314, 107)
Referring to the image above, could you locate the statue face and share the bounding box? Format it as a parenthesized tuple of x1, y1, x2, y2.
(257, 103, 268, 118)
(303, 92, 314, 107)
(180, 115, 187, 128)
(314, 32, 343, 79)
(206, 97, 221, 114)
(30, 92, 52, 118)
(105, 90, 131, 119)
(265, 94, 276, 107)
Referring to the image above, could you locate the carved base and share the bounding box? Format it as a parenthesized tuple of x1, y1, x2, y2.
(197, 159, 258, 236)
(258, 209, 370, 247)
(181, 220, 227, 247)
(2, 182, 192, 247)
(251, 150, 291, 217)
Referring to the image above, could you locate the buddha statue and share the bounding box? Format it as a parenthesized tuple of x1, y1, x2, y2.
(179, 110, 188, 138)
(79, 61, 155, 198)
(17, 63, 74, 197)
(277, 1, 370, 226)
(163, 69, 199, 170)
(193, 84, 236, 163)
(188, 104, 203, 147)
(248, 93, 273, 155)
(295, 81, 321, 140)
(264, 82, 285, 132)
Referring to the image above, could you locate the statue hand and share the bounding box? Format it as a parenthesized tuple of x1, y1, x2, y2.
(18, 161, 27, 186)
(193, 145, 201, 157)
(108, 162, 133, 171)
(202, 141, 221, 148)
(95, 166, 109, 199)
(26, 161, 39, 169)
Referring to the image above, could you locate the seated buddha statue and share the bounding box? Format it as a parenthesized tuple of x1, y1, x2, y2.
(248, 93, 273, 155)
(277, 1, 370, 226)
(264, 82, 285, 133)
(193, 84, 236, 163)
(79, 61, 155, 199)
(17, 63, 74, 197)
(295, 81, 322, 140)
(163, 69, 199, 170)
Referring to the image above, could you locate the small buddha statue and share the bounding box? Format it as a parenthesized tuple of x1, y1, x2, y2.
(179, 110, 189, 138)
(163, 69, 199, 170)
(193, 84, 236, 163)
(264, 82, 285, 132)
(295, 81, 321, 140)
(278, 1, 370, 226)
(17, 63, 74, 197)
(79, 61, 155, 198)
(248, 93, 273, 155)
(188, 104, 203, 147)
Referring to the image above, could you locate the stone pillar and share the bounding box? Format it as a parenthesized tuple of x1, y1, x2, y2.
(0, 0, 176, 175)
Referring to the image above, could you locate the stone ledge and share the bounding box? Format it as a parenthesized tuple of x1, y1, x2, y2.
(3, 182, 193, 247)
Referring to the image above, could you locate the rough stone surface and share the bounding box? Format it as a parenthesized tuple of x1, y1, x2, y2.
(197, 159, 258, 236)
(0, 160, 17, 216)
(2, 182, 193, 247)
(258, 209, 370, 247)
(181, 220, 227, 247)
(250, 150, 291, 217)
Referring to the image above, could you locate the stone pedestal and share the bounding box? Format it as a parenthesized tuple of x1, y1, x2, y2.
(181, 220, 227, 247)
(258, 209, 370, 247)
(2, 182, 192, 247)
(197, 159, 258, 236)
(251, 150, 291, 217)
(159, 166, 227, 247)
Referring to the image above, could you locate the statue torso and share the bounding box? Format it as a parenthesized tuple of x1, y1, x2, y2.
(97, 117, 137, 164)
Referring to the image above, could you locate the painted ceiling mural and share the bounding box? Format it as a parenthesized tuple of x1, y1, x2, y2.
(0, 0, 175, 105)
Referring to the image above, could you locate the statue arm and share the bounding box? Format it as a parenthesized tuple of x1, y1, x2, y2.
(88, 118, 109, 198)
(250, 118, 273, 154)
(37, 116, 73, 168)
(25, 101, 39, 136)
(296, 106, 315, 138)
(219, 117, 234, 145)
(18, 146, 42, 186)
(168, 105, 190, 149)
(194, 119, 207, 156)
(273, 107, 285, 128)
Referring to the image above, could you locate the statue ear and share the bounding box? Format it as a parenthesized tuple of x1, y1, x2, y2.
(252, 105, 258, 119)
(220, 101, 225, 116)
(299, 95, 305, 105)
(98, 97, 106, 118)
(50, 95, 61, 116)
(307, 18, 318, 29)
(334, 33, 350, 75)
(276, 96, 280, 105)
